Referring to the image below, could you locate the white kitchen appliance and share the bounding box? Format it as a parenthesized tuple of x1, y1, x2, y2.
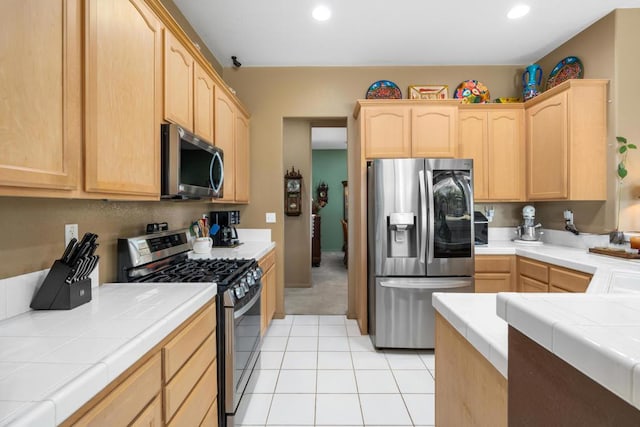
(515, 205, 543, 241)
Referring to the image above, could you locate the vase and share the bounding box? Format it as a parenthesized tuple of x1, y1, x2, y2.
(522, 64, 543, 101)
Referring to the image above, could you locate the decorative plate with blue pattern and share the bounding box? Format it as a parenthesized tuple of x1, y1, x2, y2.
(366, 80, 402, 99)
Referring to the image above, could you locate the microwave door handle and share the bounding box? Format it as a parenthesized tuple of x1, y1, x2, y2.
(210, 151, 224, 193)
(426, 170, 435, 265)
(418, 170, 427, 264)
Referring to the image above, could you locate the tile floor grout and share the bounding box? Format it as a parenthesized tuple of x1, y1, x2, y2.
(236, 315, 435, 426)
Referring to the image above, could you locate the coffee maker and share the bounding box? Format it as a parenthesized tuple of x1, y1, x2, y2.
(210, 210, 241, 247)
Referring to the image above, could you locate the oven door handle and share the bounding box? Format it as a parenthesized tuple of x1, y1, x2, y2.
(233, 285, 262, 319)
(225, 304, 235, 412)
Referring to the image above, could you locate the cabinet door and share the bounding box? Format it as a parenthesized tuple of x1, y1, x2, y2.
(85, 0, 162, 197)
(234, 112, 250, 203)
(164, 31, 194, 130)
(363, 106, 411, 158)
(193, 63, 214, 144)
(526, 92, 568, 199)
(214, 86, 235, 202)
(0, 0, 81, 192)
(458, 111, 488, 200)
(519, 275, 548, 292)
(475, 273, 512, 293)
(487, 109, 524, 200)
(266, 264, 276, 327)
(412, 105, 458, 158)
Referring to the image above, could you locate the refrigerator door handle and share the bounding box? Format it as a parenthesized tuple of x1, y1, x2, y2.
(418, 170, 427, 264)
(379, 279, 472, 290)
(426, 170, 435, 264)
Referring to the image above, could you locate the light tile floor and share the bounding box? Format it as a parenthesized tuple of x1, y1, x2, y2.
(235, 315, 435, 426)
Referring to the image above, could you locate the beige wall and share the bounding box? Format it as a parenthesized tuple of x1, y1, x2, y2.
(532, 11, 618, 233)
(283, 119, 312, 287)
(223, 65, 521, 317)
(0, 197, 234, 282)
(614, 9, 640, 231)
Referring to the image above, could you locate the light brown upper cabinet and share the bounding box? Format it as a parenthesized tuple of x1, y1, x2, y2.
(525, 80, 607, 201)
(235, 112, 250, 203)
(357, 100, 459, 159)
(85, 0, 163, 198)
(193, 63, 215, 144)
(412, 105, 458, 158)
(215, 86, 236, 202)
(459, 106, 525, 201)
(0, 0, 82, 196)
(164, 31, 194, 131)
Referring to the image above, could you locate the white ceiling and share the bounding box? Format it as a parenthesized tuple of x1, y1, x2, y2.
(173, 0, 640, 68)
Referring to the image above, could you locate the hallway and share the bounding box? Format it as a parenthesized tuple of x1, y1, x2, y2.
(284, 252, 348, 315)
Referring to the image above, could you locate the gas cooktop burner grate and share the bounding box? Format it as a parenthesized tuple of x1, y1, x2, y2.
(132, 258, 253, 286)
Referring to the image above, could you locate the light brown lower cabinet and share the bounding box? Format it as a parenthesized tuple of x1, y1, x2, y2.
(435, 312, 507, 427)
(517, 256, 592, 293)
(259, 249, 277, 335)
(63, 299, 218, 427)
(474, 255, 515, 293)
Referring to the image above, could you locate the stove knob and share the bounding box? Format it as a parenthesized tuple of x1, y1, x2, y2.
(253, 266, 263, 280)
(235, 287, 244, 299)
(246, 275, 255, 287)
(242, 281, 250, 293)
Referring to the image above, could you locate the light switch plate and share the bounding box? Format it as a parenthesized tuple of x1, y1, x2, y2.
(266, 212, 276, 223)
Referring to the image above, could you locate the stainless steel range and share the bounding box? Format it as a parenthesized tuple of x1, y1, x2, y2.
(118, 229, 262, 427)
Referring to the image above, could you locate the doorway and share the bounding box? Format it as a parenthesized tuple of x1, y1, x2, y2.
(283, 118, 348, 315)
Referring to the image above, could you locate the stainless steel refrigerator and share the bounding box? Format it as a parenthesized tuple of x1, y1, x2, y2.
(368, 158, 475, 349)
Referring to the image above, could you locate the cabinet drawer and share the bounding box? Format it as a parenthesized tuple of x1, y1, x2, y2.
(549, 266, 591, 293)
(130, 395, 162, 427)
(164, 301, 216, 382)
(519, 275, 548, 292)
(475, 255, 513, 273)
(259, 249, 276, 271)
(475, 273, 512, 293)
(550, 285, 571, 293)
(167, 359, 217, 427)
(74, 353, 161, 427)
(200, 398, 218, 427)
(518, 257, 549, 283)
(165, 332, 217, 422)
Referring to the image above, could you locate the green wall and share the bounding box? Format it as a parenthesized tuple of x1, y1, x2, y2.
(312, 149, 347, 252)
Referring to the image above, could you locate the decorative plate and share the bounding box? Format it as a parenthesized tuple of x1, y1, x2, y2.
(545, 56, 583, 90)
(366, 80, 402, 99)
(453, 80, 490, 104)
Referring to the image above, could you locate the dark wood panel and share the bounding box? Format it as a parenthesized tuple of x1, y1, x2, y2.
(509, 326, 640, 426)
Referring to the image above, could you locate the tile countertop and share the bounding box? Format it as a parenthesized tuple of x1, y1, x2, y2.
(0, 283, 216, 427)
(433, 228, 640, 386)
(189, 228, 276, 261)
(497, 292, 640, 410)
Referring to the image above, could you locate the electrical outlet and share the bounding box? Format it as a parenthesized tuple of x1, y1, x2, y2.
(65, 224, 78, 246)
(265, 212, 276, 223)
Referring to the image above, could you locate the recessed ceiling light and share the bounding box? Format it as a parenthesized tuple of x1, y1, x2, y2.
(312, 5, 331, 21)
(507, 4, 530, 19)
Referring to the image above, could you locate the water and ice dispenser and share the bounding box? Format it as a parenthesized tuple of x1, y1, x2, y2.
(387, 212, 417, 258)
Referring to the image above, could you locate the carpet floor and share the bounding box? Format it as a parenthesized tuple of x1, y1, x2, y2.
(284, 251, 348, 315)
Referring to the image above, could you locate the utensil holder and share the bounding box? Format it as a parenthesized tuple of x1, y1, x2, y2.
(30, 260, 92, 310)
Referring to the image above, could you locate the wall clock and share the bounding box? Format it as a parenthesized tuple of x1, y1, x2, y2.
(284, 167, 303, 216)
(317, 182, 328, 208)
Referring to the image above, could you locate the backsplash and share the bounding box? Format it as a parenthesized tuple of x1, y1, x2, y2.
(0, 264, 99, 321)
(488, 227, 609, 249)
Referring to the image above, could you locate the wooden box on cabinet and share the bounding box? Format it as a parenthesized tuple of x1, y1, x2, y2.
(525, 80, 607, 201)
(459, 106, 525, 202)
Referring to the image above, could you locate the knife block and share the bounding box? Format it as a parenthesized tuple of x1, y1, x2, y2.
(30, 260, 92, 310)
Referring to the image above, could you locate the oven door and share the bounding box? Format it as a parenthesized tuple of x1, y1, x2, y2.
(225, 287, 261, 417)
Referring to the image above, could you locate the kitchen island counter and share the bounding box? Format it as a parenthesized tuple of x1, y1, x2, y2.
(0, 282, 216, 426)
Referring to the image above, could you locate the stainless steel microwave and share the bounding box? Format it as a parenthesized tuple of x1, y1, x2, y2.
(161, 123, 224, 199)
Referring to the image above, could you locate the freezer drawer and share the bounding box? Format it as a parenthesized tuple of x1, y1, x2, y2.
(371, 277, 473, 349)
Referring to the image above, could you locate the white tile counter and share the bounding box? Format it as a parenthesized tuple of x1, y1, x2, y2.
(0, 283, 216, 426)
(190, 228, 275, 261)
(497, 292, 640, 410)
